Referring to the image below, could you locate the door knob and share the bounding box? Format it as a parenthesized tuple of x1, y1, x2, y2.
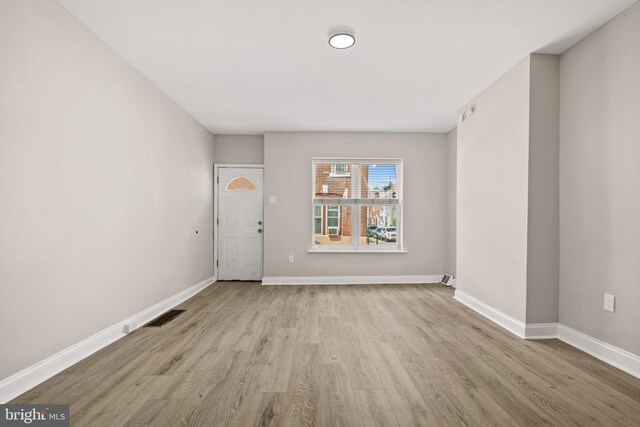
(258, 229, 263, 233)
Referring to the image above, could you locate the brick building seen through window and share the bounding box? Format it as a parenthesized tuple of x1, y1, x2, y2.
(312, 160, 400, 249)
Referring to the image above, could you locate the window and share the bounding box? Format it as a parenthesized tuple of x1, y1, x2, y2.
(326, 205, 340, 235)
(225, 176, 256, 191)
(314, 205, 323, 234)
(312, 158, 402, 251)
(330, 163, 350, 177)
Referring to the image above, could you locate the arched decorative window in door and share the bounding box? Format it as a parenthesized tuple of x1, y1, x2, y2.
(225, 176, 257, 191)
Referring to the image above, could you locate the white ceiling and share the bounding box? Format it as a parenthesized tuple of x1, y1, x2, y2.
(57, 0, 637, 134)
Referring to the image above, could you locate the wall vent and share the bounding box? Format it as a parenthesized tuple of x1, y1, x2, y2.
(440, 274, 454, 287)
(144, 309, 186, 327)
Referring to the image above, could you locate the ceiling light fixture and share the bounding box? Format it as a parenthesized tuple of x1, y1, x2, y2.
(329, 33, 355, 49)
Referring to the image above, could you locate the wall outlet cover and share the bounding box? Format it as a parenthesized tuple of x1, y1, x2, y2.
(269, 196, 277, 205)
(604, 293, 615, 312)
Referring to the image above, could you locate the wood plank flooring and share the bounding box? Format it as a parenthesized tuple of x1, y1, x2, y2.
(12, 282, 640, 426)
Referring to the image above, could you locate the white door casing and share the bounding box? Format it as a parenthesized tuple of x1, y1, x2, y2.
(218, 167, 264, 280)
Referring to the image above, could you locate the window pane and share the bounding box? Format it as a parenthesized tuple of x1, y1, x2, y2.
(327, 205, 339, 233)
(330, 163, 349, 175)
(225, 176, 257, 192)
(314, 163, 352, 200)
(357, 163, 399, 199)
(313, 205, 352, 246)
(312, 159, 401, 251)
(360, 206, 400, 248)
(314, 205, 323, 234)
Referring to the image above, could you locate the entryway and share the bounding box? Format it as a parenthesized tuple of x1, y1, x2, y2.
(215, 165, 264, 280)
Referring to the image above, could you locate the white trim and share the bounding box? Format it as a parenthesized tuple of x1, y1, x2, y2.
(524, 323, 559, 339)
(307, 249, 407, 254)
(557, 324, 640, 379)
(453, 290, 640, 379)
(261, 275, 442, 285)
(313, 157, 403, 163)
(453, 289, 526, 338)
(213, 163, 265, 280)
(0, 276, 216, 404)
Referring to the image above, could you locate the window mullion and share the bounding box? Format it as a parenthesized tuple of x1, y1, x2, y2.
(351, 164, 360, 248)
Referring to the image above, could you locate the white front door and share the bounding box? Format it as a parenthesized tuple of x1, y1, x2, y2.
(218, 167, 264, 280)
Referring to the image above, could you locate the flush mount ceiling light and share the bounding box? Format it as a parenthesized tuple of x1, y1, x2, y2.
(329, 33, 355, 49)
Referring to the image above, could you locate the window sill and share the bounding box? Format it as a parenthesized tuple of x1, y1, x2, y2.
(308, 248, 407, 254)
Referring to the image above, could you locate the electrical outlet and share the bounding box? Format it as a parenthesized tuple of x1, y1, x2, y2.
(604, 293, 615, 312)
(269, 196, 277, 205)
(288, 255, 294, 263)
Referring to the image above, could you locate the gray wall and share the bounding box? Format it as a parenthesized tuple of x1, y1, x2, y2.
(446, 128, 457, 275)
(457, 54, 560, 324)
(457, 57, 532, 322)
(213, 134, 264, 164)
(0, 1, 215, 381)
(263, 132, 447, 277)
(559, 2, 640, 355)
(526, 54, 560, 324)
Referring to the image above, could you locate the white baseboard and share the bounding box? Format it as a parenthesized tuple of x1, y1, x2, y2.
(524, 323, 559, 339)
(453, 289, 640, 379)
(557, 324, 640, 379)
(453, 289, 526, 338)
(0, 276, 216, 404)
(261, 275, 443, 285)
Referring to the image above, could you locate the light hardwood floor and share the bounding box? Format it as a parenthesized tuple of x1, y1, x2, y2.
(13, 282, 640, 426)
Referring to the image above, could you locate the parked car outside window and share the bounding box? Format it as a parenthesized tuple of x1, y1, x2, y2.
(381, 227, 397, 242)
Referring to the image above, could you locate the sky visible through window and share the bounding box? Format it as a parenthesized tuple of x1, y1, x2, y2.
(368, 164, 397, 188)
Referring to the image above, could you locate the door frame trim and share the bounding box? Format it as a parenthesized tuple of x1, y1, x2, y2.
(213, 164, 265, 280)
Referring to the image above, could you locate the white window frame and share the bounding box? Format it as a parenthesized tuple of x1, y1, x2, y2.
(311, 158, 403, 252)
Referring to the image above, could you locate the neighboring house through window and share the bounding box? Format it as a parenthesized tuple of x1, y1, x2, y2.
(312, 159, 402, 251)
(326, 205, 340, 235)
(314, 205, 322, 234)
(330, 163, 350, 177)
